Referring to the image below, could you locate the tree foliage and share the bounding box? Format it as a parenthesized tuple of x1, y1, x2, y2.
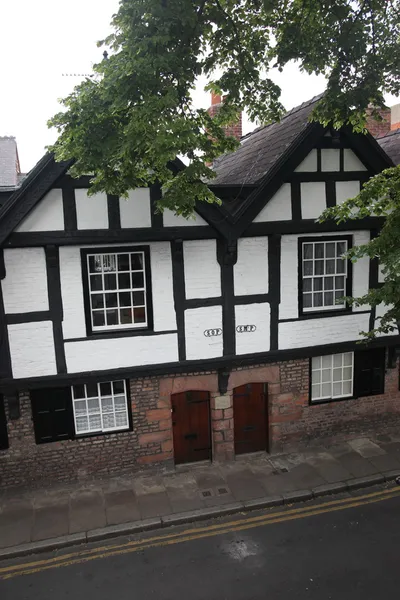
(49, 0, 400, 216)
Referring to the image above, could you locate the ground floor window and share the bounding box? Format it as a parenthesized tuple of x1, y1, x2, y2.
(72, 381, 129, 435)
(311, 347, 386, 403)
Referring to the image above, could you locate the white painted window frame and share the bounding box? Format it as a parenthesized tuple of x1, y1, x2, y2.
(302, 240, 348, 312)
(311, 352, 354, 402)
(71, 380, 129, 435)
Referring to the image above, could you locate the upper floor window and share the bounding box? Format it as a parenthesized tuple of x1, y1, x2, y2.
(300, 237, 351, 313)
(81, 246, 152, 335)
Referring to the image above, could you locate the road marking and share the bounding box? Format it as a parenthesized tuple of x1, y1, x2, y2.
(1, 486, 399, 580)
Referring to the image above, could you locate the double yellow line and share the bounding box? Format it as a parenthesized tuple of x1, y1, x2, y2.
(1, 486, 399, 580)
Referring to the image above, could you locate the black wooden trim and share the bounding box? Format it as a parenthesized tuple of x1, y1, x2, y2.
(279, 309, 371, 323)
(65, 329, 178, 343)
(339, 148, 344, 172)
(297, 234, 353, 318)
(45, 245, 67, 374)
(234, 294, 270, 305)
(6, 226, 218, 247)
(242, 217, 384, 238)
(107, 195, 121, 230)
(3, 336, 398, 393)
(368, 229, 379, 332)
(268, 235, 281, 351)
(325, 181, 336, 208)
(217, 239, 237, 357)
(81, 245, 154, 338)
(0, 281, 13, 379)
(317, 148, 322, 172)
(287, 171, 371, 183)
(291, 182, 302, 221)
(0, 394, 9, 450)
(0, 249, 5, 280)
(315, 139, 350, 150)
(5, 311, 52, 324)
(62, 182, 77, 231)
(184, 297, 222, 309)
(171, 239, 186, 361)
(150, 184, 164, 229)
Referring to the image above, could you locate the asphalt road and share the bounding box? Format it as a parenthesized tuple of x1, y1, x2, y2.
(1, 486, 400, 600)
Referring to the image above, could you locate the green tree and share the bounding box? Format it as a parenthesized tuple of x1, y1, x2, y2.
(48, 0, 400, 335)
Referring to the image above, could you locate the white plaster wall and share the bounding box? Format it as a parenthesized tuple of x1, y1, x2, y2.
(59, 247, 87, 339)
(234, 237, 268, 295)
(254, 183, 291, 222)
(280, 230, 371, 320)
(65, 333, 178, 372)
(378, 264, 385, 283)
(336, 181, 361, 205)
(8, 321, 57, 378)
(2, 248, 49, 313)
(352, 231, 370, 311)
(183, 240, 221, 299)
(235, 303, 270, 355)
(185, 306, 223, 360)
(163, 210, 208, 227)
(120, 188, 151, 228)
(343, 149, 367, 171)
(321, 149, 340, 171)
(279, 312, 370, 350)
(16, 189, 64, 232)
(300, 182, 326, 220)
(60, 242, 176, 339)
(75, 189, 108, 230)
(295, 149, 318, 172)
(374, 303, 397, 337)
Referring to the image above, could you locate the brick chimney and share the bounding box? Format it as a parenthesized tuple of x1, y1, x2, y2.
(365, 105, 391, 138)
(391, 103, 400, 131)
(207, 92, 242, 140)
(0, 137, 20, 188)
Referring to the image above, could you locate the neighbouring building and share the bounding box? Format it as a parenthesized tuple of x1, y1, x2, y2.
(1, 96, 400, 488)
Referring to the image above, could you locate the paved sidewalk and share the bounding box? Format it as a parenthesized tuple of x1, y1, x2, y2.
(1, 435, 400, 558)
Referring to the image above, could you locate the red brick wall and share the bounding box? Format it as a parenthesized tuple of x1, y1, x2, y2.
(365, 106, 391, 138)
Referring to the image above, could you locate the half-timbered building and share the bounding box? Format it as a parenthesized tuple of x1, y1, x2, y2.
(1, 96, 400, 487)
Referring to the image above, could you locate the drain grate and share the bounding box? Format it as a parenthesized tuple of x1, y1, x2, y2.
(272, 467, 289, 475)
(217, 487, 229, 495)
(201, 489, 213, 498)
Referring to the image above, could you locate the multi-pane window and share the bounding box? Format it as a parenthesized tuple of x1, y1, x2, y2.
(72, 380, 129, 435)
(87, 251, 147, 331)
(302, 240, 348, 311)
(311, 353, 354, 402)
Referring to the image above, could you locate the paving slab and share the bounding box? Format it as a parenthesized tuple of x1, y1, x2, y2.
(305, 452, 352, 483)
(329, 446, 379, 478)
(104, 489, 141, 526)
(0, 505, 33, 548)
(284, 462, 327, 489)
(365, 453, 400, 473)
(348, 438, 386, 458)
(69, 491, 106, 534)
(31, 504, 69, 541)
(225, 469, 267, 501)
(132, 475, 166, 496)
(137, 492, 172, 519)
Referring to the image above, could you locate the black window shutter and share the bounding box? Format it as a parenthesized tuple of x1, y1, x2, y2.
(354, 348, 385, 398)
(31, 387, 74, 444)
(0, 394, 9, 450)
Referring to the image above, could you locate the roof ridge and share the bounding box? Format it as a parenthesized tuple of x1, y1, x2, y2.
(240, 93, 324, 143)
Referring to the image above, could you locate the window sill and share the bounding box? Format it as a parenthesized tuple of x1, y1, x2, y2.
(74, 427, 131, 440)
(310, 395, 354, 406)
(66, 329, 177, 342)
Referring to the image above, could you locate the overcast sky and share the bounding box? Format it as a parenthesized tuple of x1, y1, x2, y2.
(0, 1, 398, 174)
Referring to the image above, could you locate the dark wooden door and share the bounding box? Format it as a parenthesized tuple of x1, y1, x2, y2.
(233, 383, 268, 455)
(172, 391, 211, 464)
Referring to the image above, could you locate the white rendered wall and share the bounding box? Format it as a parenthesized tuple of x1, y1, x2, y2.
(279, 231, 370, 320)
(8, 321, 57, 378)
(235, 303, 270, 355)
(65, 333, 178, 372)
(163, 210, 208, 227)
(254, 184, 292, 222)
(321, 149, 340, 171)
(279, 312, 370, 350)
(378, 264, 385, 283)
(119, 188, 151, 228)
(336, 181, 361, 205)
(183, 240, 221, 299)
(343, 149, 367, 171)
(75, 189, 108, 230)
(352, 231, 370, 311)
(295, 149, 318, 172)
(185, 306, 223, 360)
(60, 242, 176, 339)
(234, 237, 268, 295)
(300, 182, 326, 219)
(2, 248, 49, 313)
(16, 189, 64, 232)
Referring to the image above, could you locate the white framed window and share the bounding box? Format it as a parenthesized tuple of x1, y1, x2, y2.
(72, 380, 129, 435)
(311, 353, 354, 402)
(302, 240, 348, 312)
(85, 250, 148, 332)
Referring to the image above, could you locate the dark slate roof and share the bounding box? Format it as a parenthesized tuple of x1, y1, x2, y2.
(377, 129, 400, 166)
(211, 94, 323, 186)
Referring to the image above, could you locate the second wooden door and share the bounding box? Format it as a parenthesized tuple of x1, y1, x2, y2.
(233, 383, 268, 455)
(172, 391, 211, 464)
